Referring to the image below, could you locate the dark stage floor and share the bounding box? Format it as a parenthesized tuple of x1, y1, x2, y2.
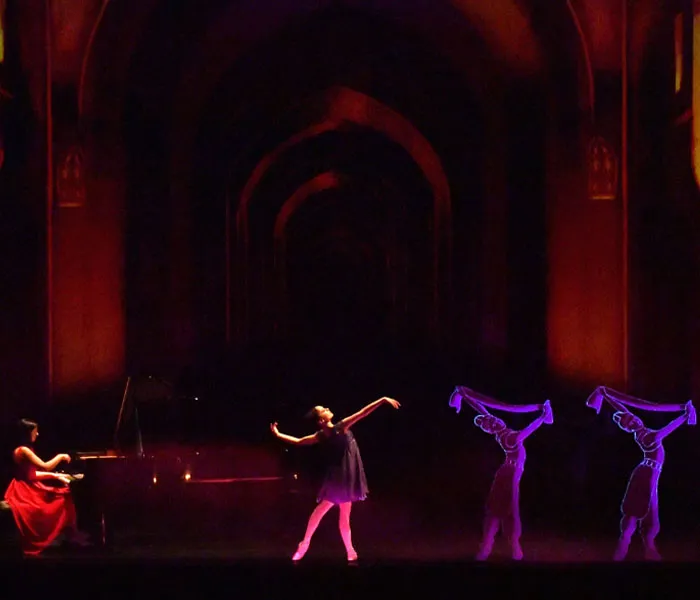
(64, 529, 700, 562)
(2, 491, 698, 597)
(3, 531, 699, 599)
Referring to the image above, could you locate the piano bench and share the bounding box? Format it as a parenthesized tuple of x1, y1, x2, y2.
(0, 501, 21, 557)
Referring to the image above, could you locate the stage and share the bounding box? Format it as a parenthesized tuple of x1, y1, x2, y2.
(5, 389, 700, 599)
(1, 479, 697, 598)
(3, 529, 698, 599)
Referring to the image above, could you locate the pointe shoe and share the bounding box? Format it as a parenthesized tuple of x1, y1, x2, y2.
(511, 545, 524, 561)
(475, 548, 491, 561)
(644, 546, 662, 561)
(292, 541, 309, 561)
(347, 549, 358, 562)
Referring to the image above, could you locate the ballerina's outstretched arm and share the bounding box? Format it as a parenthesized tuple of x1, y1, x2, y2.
(338, 397, 401, 430)
(270, 422, 321, 446)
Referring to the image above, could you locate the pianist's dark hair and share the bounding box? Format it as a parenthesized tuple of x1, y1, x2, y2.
(17, 419, 38, 446)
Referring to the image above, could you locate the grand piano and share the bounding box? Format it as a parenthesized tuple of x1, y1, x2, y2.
(54, 376, 295, 547)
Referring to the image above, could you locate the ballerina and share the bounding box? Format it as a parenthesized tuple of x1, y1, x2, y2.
(586, 386, 696, 560)
(270, 396, 401, 562)
(450, 386, 553, 561)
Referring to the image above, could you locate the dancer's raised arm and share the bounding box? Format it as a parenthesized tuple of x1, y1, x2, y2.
(654, 402, 695, 442)
(338, 397, 401, 430)
(599, 387, 632, 414)
(586, 386, 630, 414)
(589, 385, 692, 420)
(270, 422, 320, 446)
(14, 446, 70, 472)
(451, 388, 491, 414)
(510, 402, 552, 444)
(471, 399, 493, 416)
(452, 386, 544, 416)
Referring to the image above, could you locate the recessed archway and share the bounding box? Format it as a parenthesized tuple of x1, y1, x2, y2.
(232, 86, 452, 343)
(74, 0, 591, 387)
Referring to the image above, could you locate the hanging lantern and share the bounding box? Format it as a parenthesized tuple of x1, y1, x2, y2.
(588, 136, 618, 201)
(56, 145, 86, 207)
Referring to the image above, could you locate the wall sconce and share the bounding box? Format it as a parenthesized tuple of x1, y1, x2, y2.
(588, 136, 618, 201)
(0, 0, 5, 65)
(693, 4, 700, 190)
(0, 84, 12, 173)
(56, 144, 86, 207)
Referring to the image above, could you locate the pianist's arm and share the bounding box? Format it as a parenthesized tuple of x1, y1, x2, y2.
(15, 447, 71, 478)
(35, 471, 72, 484)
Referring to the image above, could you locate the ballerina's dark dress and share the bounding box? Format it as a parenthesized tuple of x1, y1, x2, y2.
(316, 424, 368, 504)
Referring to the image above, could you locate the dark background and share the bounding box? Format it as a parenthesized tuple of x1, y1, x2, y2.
(1, 0, 699, 545)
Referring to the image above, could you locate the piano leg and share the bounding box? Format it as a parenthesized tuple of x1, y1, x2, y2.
(73, 482, 109, 549)
(100, 511, 107, 547)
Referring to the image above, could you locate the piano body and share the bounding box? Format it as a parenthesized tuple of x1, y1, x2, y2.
(57, 376, 293, 547)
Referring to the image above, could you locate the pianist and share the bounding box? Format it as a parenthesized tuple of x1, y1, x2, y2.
(3, 418, 90, 556)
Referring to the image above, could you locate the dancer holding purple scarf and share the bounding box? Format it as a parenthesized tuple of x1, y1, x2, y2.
(587, 386, 695, 561)
(450, 386, 553, 561)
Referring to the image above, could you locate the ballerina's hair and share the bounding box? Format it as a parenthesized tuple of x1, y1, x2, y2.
(305, 407, 321, 421)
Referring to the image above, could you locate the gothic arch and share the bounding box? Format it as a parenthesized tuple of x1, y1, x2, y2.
(232, 87, 451, 341)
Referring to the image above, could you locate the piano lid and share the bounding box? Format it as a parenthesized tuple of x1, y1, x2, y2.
(114, 375, 184, 454)
(42, 375, 183, 456)
(112, 376, 139, 456)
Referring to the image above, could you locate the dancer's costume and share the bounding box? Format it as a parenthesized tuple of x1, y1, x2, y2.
(316, 425, 368, 504)
(586, 386, 696, 518)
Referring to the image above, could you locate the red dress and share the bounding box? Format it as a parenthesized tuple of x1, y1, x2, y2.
(4, 450, 77, 556)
